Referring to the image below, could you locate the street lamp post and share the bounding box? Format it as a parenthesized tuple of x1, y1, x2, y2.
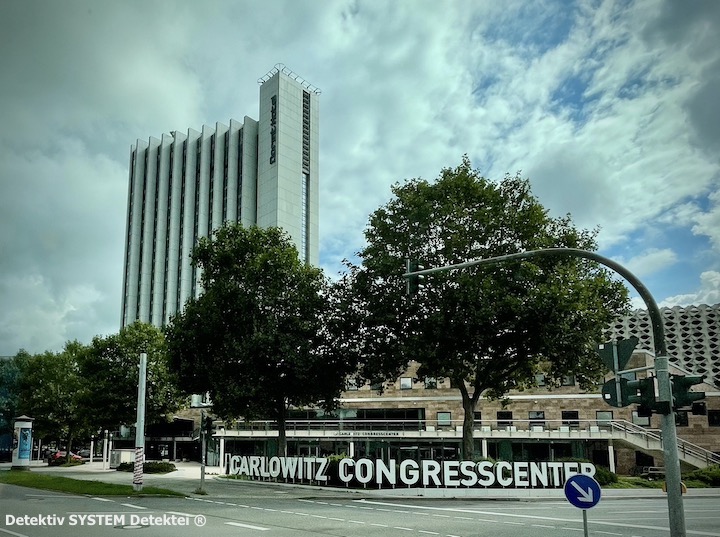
(405, 247, 686, 537)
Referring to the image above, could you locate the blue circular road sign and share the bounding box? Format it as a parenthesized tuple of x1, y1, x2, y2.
(564, 474, 601, 509)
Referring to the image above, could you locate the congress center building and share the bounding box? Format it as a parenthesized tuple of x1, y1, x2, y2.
(213, 304, 719, 478)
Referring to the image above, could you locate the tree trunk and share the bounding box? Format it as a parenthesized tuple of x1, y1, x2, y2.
(66, 432, 74, 463)
(457, 384, 479, 460)
(461, 399, 475, 460)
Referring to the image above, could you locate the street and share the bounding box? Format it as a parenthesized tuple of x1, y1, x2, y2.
(1, 479, 719, 537)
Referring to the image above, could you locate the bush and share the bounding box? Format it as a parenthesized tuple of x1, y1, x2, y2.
(685, 465, 720, 486)
(593, 466, 618, 486)
(116, 461, 177, 474)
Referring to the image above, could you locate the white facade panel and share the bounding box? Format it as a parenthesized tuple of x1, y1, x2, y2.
(240, 117, 259, 228)
(164, 130, 185, 323)
(179, 128, 200, 311)
(150, 134, 172, 327)
(138, 137, 161, 324)
(211, 122, 228, 232)
(225, 119, 241, 223)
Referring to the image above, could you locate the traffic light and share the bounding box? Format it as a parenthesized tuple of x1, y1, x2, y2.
(671, 374, 706, 410)
(601, 377, 631, 408)
(204, 415, 214, 437)
(405, 259, 426, 296)
(626, 376, 657, 417)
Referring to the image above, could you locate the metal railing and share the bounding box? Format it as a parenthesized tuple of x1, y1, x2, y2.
(609, 419, 720, 467)
(223, 418, 719, 467)
(229, 418, 616, 434)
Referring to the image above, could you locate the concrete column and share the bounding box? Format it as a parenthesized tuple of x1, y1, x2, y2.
(608, 441, 616, 473)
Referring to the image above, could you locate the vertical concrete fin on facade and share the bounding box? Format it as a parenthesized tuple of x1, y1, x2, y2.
(225, 119, 240, 224)
(138, 136, 162, 324)
(121, 144, 137, 327)
(213, 122, 229, 232)
(150, 135, 173, 326)
(193, 126, 213, 299)
(179, 128, 201, 310)
(164, 130, 186, 324)
(123, 138, 147, 327)
(241, 116, 259, 228)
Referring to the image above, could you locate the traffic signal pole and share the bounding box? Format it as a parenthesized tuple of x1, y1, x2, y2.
(404, 247, 686, 537)
(200, 410, 206, 493)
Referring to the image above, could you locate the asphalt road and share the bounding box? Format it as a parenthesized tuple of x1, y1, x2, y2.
(1, 479, 719, 537)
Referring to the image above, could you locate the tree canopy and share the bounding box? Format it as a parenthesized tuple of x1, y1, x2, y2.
(5, 323, 180, 455)
(78, 321, 182, 431)
(16, 342, 92, 453)
(337, 157, 629, 458)
(165, 224, 354, 455)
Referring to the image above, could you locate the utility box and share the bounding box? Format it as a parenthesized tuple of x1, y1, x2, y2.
(110, 448, 136, 469)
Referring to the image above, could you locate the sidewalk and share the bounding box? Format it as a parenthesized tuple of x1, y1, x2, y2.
(3, 461, 719, 500)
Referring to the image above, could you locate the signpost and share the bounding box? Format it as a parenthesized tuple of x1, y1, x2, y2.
(564, 474, 601, 537)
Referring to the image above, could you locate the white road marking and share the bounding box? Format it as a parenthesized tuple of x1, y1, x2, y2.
(354, 499, 720, 537)
(166, 511, 195, 517)
(120, 503, 147, 510)
(0, 528, 31, 537)
(225, 522, 269, 531)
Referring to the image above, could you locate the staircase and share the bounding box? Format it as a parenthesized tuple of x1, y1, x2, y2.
(610, 420, 720, 469)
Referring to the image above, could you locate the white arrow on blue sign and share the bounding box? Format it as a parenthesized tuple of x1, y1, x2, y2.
(564, 474, 602, 509)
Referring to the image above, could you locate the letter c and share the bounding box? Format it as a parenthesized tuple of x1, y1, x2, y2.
(339, 459, 354, 483)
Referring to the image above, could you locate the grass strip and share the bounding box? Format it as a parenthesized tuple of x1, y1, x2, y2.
(0, 470, 185, 497)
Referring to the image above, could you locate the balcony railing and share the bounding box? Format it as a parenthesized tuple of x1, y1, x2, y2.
(226, 418, 620, 434)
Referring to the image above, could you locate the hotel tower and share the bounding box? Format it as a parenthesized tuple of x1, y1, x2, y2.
(121, 65, 319, 327)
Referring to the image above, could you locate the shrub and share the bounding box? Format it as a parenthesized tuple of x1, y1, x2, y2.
(593, 466, 618, 486)
(116, 461, 177, 474)
(685, 465, 720, 486)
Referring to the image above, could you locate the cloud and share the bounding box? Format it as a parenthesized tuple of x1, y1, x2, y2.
(692, 190, 720, 253)
(660, 271, 720, 307)
(0, 0, 718, 354)
(617, 248, 678, 279)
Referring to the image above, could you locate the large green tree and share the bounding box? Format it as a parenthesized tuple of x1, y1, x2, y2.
(78, 322, 182, 431)
(338, 157, 629, 458)
(16, 342, 92, 455)
(166, 224, 353, 456)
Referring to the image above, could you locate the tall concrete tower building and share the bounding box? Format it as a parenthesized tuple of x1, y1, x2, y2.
(121, 65, 320, 328)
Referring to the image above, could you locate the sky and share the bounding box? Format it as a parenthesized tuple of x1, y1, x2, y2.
(1, 0, 719, 356)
